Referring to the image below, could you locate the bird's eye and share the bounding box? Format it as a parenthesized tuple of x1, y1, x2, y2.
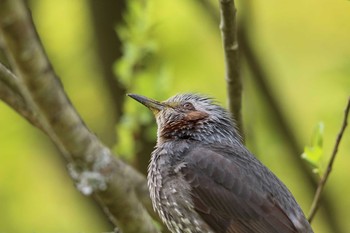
(182, 102, 195, 110)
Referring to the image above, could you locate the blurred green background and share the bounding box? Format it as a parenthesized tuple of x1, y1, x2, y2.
(0, 0, 349, 232)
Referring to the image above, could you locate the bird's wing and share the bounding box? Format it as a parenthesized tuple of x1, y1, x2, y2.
(179, 145, 300, 233)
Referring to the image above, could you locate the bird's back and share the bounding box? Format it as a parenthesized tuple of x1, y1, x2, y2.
(148, 139, 313, 233)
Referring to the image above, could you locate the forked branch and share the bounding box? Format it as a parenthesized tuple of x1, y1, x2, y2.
(0, 0, 159, 232)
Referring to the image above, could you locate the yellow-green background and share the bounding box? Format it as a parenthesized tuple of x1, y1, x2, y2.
(0, 0, 349, 232)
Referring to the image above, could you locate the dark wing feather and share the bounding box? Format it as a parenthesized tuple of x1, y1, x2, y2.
(180, 145, 300, 233)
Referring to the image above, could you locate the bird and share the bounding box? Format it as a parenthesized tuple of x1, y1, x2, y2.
(127, 93, 314, 233)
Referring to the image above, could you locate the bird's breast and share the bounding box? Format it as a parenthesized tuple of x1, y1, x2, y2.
(148, 145, 214, 233)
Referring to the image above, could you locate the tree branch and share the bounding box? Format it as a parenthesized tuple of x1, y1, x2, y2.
(218, 0, 244, 140)
(0, 62, 160, 229)
(0, 1, 158, 232)
(0, 62, 43, 129)
(308, 97, 350, 222)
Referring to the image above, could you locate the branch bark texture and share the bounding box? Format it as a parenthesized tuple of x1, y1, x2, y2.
(0, 62, 43, 129)
(0, 0, 159, 232)
(218, 0, 243, 140)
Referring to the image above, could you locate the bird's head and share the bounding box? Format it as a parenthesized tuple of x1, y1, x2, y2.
(128, 93, 241, 145)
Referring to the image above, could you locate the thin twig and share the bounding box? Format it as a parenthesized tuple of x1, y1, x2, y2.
(308, 97, 350, 222)
(217, 0, 244, 140)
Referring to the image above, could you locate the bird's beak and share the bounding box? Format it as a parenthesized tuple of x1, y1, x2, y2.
(127, 93, 166, 115)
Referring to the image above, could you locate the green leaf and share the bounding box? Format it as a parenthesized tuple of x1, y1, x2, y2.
(312, 122, 324, 148)
(301, 122, 324, 175)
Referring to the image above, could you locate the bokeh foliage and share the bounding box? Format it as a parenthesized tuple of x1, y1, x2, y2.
(114, 0, 171, 163)
(0, 0, 349, 232)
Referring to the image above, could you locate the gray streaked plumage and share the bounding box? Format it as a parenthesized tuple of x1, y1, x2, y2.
(128, 93, 313, 233)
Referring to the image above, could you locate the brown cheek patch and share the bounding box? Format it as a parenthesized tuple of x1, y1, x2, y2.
(184, 111, 209, 121)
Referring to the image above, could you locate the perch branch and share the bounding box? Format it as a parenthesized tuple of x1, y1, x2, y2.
(0, 0, 158, 232)
(218, 0, 244, 140)
(308, 97, 350, 222)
